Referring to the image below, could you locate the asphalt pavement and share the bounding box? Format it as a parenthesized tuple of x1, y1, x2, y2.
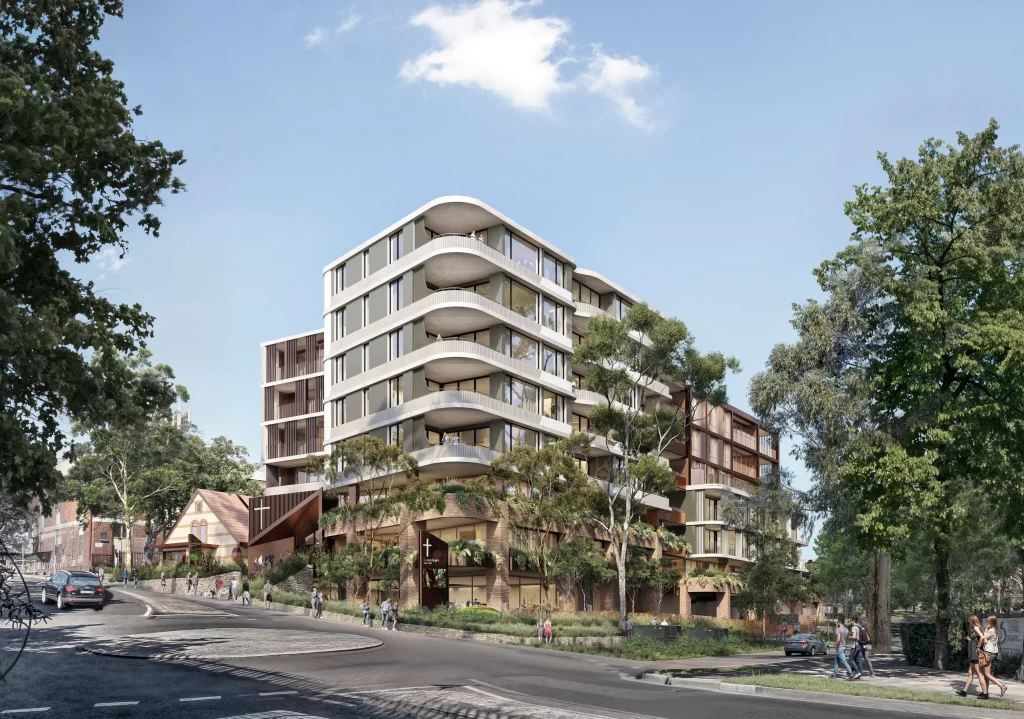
(1, 578, 914, 719)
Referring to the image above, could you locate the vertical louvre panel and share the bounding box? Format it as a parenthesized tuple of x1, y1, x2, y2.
(265, 345, 275, 383)
(285, 339, 298, 379)
(305, 335, 316, 373)
(285, 421, 297, 457)
(312, 376, 324, 412)
(264, 387, 274, 421)
(267, 426, 278, 459)
(296, 378, 307, 415)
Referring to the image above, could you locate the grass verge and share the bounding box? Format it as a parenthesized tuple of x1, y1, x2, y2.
(724, 675, 1015, 710)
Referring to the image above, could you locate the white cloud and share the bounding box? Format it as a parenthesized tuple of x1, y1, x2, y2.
(304, 26, 328, 48)
(336, 11, 362, 34)
(97, 246, 129, 273)
(583, 49, 656, 132)
(400, 0, 571, 112)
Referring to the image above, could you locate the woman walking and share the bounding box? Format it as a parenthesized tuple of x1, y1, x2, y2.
(981, 616, 1008, 698)
(956, 616, 988, 697)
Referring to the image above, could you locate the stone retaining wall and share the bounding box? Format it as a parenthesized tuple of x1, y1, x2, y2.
(135, 571, 242, 600)
(278, 567, 314, 595)
(266, 600, 621, 646)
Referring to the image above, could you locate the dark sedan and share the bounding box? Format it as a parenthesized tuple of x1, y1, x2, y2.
(784, 633, 829, 656)
(40, 570, 106, 610)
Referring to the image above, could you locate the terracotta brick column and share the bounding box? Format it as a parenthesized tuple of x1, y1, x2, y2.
(680, 582, 692, 617)
(485, 516, 509, 610)
(715, 589, 732, 619)
(398, 520, 425, 610)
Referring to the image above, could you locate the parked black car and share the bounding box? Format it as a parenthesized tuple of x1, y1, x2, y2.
(40, 571, 106, 610)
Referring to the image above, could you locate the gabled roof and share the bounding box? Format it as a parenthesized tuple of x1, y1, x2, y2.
(196, 489, 250, 546)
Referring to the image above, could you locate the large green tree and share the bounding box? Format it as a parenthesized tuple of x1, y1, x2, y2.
(547, 536, 615, 612)
(488, 433, 593, 606)
(0, 0, 185, 510)
(572, 302, 737, 625)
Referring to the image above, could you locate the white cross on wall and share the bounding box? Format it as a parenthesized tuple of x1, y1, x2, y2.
(253, 503, 270, 531)
(423, 537, 432, 555)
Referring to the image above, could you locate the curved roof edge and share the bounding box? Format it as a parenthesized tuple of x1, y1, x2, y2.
(574, 268, 640, 305)
(322, 196, 577, 275)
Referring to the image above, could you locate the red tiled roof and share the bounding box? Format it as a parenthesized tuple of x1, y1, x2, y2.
(197, 490, 250, 546)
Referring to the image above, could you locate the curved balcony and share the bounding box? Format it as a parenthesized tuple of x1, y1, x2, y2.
(329, 288, 573, 358)
(328, 338, 573, 400)
(328, 234, 572, 313)
(573, 301, 610, 319)
(572, 387, 605, 412)
(328, 389, 571, 443)
(410, 443, 501, 480)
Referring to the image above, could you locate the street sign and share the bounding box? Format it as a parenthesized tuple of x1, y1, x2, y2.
(998, 617, 1024, 653)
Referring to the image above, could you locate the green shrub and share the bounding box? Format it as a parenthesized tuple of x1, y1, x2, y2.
(260, 552, 309, 584)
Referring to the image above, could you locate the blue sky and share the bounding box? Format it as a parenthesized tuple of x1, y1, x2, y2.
(87, 1, 1024, 508)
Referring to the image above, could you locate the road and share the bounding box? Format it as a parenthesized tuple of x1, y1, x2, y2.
(2, 577, 907, 718)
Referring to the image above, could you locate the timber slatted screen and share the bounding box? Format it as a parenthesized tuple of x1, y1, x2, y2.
(265, 345, 275, 383)
(312, 375, 324, 411)
(307, 417, 323, 453)
(264, 387, 274, 421)
(249, 489, 319, 541)
(296, 379, 307, 414)
(285, 339, 298, 378)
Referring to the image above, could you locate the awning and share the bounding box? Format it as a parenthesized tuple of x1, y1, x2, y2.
(248, 490, 321, 547)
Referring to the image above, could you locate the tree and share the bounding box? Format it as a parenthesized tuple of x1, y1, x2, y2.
(547, 536, 615, 612)
(748, 255, 897, 651)
(488, 434, 593, 606)
(821, 121, 1024, 668)
(313, 436, 429, 600)
(723, 468, 808, 637)
(572, 302, 738, 625)
(806, 516, 870, 619)
(623, 547, 682, 617)
(65, 351, 187, 568)
(0, 0, 185, 510)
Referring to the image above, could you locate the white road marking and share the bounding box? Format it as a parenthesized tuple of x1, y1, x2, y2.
(93, 702, 139, 707)
(259, 691, 298, 696)
(180, 696, 221, 702)
(1, 710, 50, 714)
(314, 699, 356, 707)
(464, 685, 514, 702)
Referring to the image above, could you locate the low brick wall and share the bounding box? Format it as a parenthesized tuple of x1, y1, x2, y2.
(266, 600, 621, 646)
(135, 571, 242, 600)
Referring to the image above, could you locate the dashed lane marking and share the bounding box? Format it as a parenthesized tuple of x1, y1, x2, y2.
(1, 710, 50, 714)
(94, 702, 139, 707)
(311, 699, 356, 708)
(258, 692, 298, 697)
(180, 696, 222, 702)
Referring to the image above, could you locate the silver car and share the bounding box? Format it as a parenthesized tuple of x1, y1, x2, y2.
(784, 633, 829, 656)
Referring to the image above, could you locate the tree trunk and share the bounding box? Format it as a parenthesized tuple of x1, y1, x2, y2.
(617, 549, 628, 626)
(867, 551, 878, 641)
(875, 552, 893, 654)
(934, 543, 951, 669)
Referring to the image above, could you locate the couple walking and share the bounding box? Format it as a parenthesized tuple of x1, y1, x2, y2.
(309, 588, 324, 618)
(374, 598, 398, 630)
(830, 617, 873, 680)
(957, 616, 1008, 699)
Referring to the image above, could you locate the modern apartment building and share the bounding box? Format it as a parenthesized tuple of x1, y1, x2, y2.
(253, 197, 802, 617)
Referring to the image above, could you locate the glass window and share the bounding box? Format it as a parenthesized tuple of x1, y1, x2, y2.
(572, 280, 599, 305)
(389, 230, 403, 263)
(427, 429, 441, 445)
(542, 254, 562, 284)
(542, 391, 563, 420)
(572, 331, 584, 347)
(389, 329, 404, 361)
(389, 376, 403, 407)
(542, 347, 563, 378)
(334, 264, 345, 294)
(614, 296, 632, 320)
(542, 297, 562, 332)
(504, 423, 538, 450)
(389, 278, 403, 314)
(190, 521, 199, 537)
(572, 414, 590, 432)
(504, 279, 538, 322)
(388, 423, 403, 447)
(199, 521, 207, 543)
(508, 331, 538, 367)
(362, 295, 369, 325)
(362, 249, 369, 277)
(334, 308, 346, 340)
(509, 379, 538, 412)
(504, 231, 539, 274)
(704, 497, 719, 521)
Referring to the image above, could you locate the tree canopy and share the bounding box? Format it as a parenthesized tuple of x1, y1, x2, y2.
(0, 0, 185, 510)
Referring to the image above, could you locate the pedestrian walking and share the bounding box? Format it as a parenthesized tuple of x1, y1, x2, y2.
(779, 620, 788, 640)
(625, 616, 634, 640)
(241, 578, 251, 605)
(267, 551, 275, 569)
(855, 618, 875, 677)
(380, 598, 392, 630)
(263, 580, 273, 609)
(122, 568, 129, 586)
(99, 568, 105, 585)
(981, 616, 1008, 698)
(957, 616, 988, 697)
(390, 601, 398, 630)
(543, 616, 553, 645)
(829, 619, 853, 679)
(537, 618, 544, 641)
(316, 590, 324, 619)
(215, 576, 224, 600)
(132, 570, 138, 589)
(362, 600, 371, 627)
(848, 617, 865, 679)
(310, 588, 318, 618)
(160, 571, 166, 593)
(230, 577, 238, 602)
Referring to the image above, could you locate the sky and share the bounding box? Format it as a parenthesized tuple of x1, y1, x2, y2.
(82, 0, 1024, 532)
